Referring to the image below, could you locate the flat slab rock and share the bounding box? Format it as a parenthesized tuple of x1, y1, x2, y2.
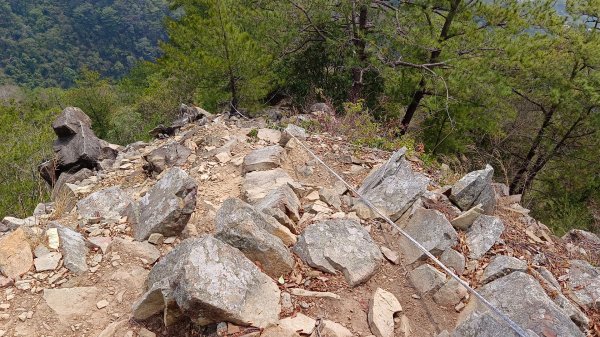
(242, 168, 294, 203)
(368, 288, 402, 337)
(460, 271, 584, 337)
(276, 313, 352, 337)
(399, 208, 458, 265)
(481, 255, 527, 284)
(452, 311, 539, 337)
(107, 238, 160, 264)
(0, 228, 33, 279)
(465, 215, 505, 259)
(242, 145, 285, 173)
(43, 287, 101, 322)
(76, 186, 135, 221)
(134, 167, 197, 241)
(132, 235, 280, 328)
(357, 148, 429, 221)
(293, 219, 382, 286)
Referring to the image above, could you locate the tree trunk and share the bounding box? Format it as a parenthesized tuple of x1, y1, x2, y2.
(349, 3, 368, 102)
(398, 0, 460, 134)
(509, 108, 555, 195)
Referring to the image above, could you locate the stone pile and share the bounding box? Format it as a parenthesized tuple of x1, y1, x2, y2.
(0, 107, 595, 337)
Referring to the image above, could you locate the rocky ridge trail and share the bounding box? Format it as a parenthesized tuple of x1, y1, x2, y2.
(0, 105, 598, 337)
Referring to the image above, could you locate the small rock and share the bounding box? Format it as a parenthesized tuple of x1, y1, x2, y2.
(34, 252, 62, 272)
(279, 124, 307, 146)
(257, 129, 282, 143)
(138, 328, 156, 337)
(288, 288, 340, 300)
(433, 278, 468, 307)
(34, 245, 51, 258)
(368, 288, 402, 337)
(147, 233, 164, 245)
(108, 238, 160, 264)
(96, 299, 109, 309)
(439, 249, 466, 275)
(319, 187, 342, 210)
(88, 237, 112, 254)
(450, 204, 484, 230)
(352, 201, 373, 220)
(215, 152, 231, 163)
(408, 264, 446, 294)
(242, 168, 294, 203)
(380, 246, 400, 265)
(281, 292, 293, 311)
(567, 259, 600, 309)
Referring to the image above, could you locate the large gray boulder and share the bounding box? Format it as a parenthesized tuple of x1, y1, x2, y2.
(243, 145, 285, 174)
(465, 215, 505, 259)
(357, 148, 429, 221)
(449, 165, 496, 214)
(143, 142, 192, 175)
(215, 198, 294, 278)
(459, 271, 584, 337)
(293, 219, 382, 286)
(133, 168, 197, 241)
(76, 186, 136, 221)
(399, 208, 458, 265)
(52, 107, 102, 172)
(132, 236, 281, 328)
(216, 198, 296, 247)
(567, 260, 600, 309)
(452, 311, 539, 337)
(254, 186, 301, 234)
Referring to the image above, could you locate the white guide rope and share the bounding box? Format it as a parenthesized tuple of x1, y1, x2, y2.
(289, 134, 530, 337)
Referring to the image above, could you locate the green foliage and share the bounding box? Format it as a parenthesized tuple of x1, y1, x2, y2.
(0, 95, 57, 217)
(1, 0, 599, 236)
(0, 0, 168, 88)
(160, 0, 276, 112)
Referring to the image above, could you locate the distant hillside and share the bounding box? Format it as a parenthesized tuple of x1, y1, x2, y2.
(0, 0, 168, 88)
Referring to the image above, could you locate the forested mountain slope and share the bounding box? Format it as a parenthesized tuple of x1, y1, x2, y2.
(0, 0, 168, 87)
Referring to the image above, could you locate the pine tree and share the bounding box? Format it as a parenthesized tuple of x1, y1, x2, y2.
(160, 0, 276, 114)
